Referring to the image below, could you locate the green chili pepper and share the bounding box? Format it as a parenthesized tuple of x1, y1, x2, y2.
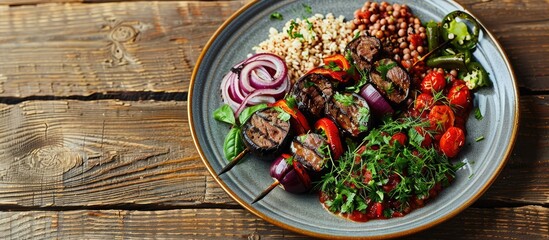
(459, 61, 490, 90)
(426, 21, 441, 54)
(426, 52, 467, 69)
(441, 10, 480, 50)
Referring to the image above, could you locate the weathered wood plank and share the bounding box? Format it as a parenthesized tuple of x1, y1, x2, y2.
(0, 206, 546, 239)
(0, 100, 234, 207)
(0, 0, 238, 6)
(0, 0, 547, 99)
(0, 1, 247, 98)
(0, 96, 547, 208)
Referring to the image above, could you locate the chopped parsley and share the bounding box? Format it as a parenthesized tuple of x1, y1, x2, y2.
(474, 107, 483, 120)
(270, 12, 283, 20)
(317, 117, 460, 214)
(287, 20, 304, 39)
(273, 107, 291, 122)
(285, 155, 294, 166)
(324, 61, 342, 71)
(334, 92, 354, 106)
(375, 61, 396, 81)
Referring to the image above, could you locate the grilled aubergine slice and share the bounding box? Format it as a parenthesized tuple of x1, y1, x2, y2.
(241, 108, 292, 157)
(345, 35, 382, 72)
(290, 73, 334, 121)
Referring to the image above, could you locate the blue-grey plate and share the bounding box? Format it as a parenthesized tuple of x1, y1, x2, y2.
(188, 0, 519, 238)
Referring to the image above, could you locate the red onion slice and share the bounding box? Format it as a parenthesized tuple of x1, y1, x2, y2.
(360, 84, 395, 118)
(220, 53, 290, 115)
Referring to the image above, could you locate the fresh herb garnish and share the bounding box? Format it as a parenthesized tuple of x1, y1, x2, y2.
(285, 155, 294, 166)
(273, 106, 291, 122)
(324, 61, 342, 71)
(303, 4, 312, 14)
(474, 107, 483, 120)
(270, 12, 283, 20)
(303, 80, 315, 88)
(376, 61, 396, 81)
(214, 104, 269, 162)
(317, 117, 459, 214)
(334, 92, 354, 106)
(475, 136, 485, 142)
(213, 104, 236, 125)
(358, 107, 370, 125)
(223, 127, 244, 161)
(287, 20, 304, 39)
(285, 96, 297, 109)
(238, 103, 268, 125)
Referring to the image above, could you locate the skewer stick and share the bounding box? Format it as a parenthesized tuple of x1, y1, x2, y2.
(251, 179, 280, 204)
(218, 148, 250, 176)
(411, 39, 452, 68)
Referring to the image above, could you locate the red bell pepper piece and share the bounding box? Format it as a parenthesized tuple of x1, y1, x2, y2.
(270, 99, 310, 135)
(323, 54, 351, 71)
(307, 67, 347, 82)
(306, 54, 352, 82)
(314, 118, 344, 160)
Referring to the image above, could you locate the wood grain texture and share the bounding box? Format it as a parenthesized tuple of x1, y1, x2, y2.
(0, 100, 234, 207)
(0, 96, 546, 208)
(0, 0, 547, 99)
(0, 1, 247, 98)
(0, 206, 546, 239)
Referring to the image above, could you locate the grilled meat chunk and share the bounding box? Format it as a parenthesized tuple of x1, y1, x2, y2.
(325, 92, 371, 137)
(369, 58, 410, 104)
(242, 108, 292, 156)
(291, 133, 329, 172)
(290, 73, 334, 120)
(345, 35, 382, 72)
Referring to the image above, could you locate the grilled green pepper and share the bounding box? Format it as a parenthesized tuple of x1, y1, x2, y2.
(460, 61, 490, 90)
(441, 11, 480, 50)
(426, 52, 467, 69)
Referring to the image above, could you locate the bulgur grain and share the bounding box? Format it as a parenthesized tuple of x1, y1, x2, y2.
(252, 13, 356, 82)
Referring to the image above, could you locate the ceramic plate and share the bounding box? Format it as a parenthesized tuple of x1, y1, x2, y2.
(189, 0, 519, 238)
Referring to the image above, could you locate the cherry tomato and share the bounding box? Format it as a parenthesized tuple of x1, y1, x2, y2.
(414, 93, 434, 112)
(439, 127, 466, 157)
(420, 71, 447, 93)
(448, 83, 472, 112)
(428, 105, 455, 134)
(390, 132, 408, 146)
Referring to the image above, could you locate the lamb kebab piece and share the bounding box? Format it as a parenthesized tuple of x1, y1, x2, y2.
(325, 92, 372, 138)
(369, 58, 411, 104)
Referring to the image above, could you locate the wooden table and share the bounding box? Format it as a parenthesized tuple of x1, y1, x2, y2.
(0, 0, 546, 239)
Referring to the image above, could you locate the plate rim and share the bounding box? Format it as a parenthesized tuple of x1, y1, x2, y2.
(187, 0, 520, 238)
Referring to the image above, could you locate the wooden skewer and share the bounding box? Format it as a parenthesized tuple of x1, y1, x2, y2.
(218, 148, 250, 176)
(411, 39, 452, 68)
(251, 179, 280, 204)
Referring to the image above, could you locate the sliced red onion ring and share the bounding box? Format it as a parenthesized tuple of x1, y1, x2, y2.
(220, 53, 290, 115)
(360, 84, 394, 118)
